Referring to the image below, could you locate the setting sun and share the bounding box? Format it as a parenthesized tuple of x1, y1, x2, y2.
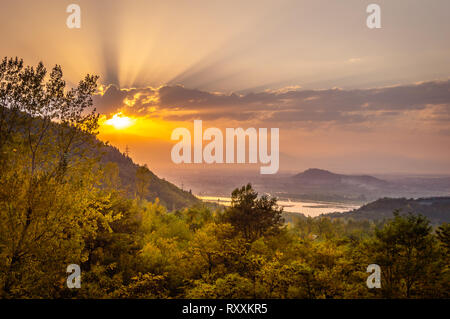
(105, 113, 135, 129)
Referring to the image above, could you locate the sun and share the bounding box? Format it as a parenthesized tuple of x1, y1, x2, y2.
(105, 113, 135, 129)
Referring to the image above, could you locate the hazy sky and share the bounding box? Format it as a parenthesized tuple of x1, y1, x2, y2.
(1, 0, 449, 174)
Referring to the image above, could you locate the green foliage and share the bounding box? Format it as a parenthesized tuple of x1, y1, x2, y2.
(436, 223, 450, 250)
(135, 165, 151, 202)
(366, 212, 445, 298)
(222, 184, 285, 243)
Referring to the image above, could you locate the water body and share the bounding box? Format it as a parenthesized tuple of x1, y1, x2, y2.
(198, 196, 360, 217)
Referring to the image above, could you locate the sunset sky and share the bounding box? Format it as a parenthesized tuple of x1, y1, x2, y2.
(1, 0, 449, 175)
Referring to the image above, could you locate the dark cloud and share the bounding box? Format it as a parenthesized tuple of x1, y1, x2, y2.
(93, 79, 450, 126)
(93, 85, 127, 114)
(93, 85, 157, 115)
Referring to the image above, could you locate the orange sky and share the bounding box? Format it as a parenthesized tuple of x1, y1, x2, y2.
(1, 0, 450, 174)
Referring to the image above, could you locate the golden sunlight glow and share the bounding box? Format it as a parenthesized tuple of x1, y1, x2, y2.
(99, 113, 182, 141)
(105, 113, 135, 129)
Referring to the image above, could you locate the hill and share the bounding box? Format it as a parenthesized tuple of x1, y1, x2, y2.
(323, 197, 450, 224)
(100, 143, 200, 209)
(293, 168, 387, 188)
(1, 105, 199, 210)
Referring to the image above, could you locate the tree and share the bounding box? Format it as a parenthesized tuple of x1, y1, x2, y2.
(435, 223, 450, 297)
(0, 57, 25, 170)
(436, 223, 450, 250)
(188, 223, 243, 277)
(187, 273, 253, 299)
(0, 57, 102, 297)
(369, 212, 437, 298)
(102, 162, 121, 190)
(222, 184, 284, 243)
(135, 165, 151, 202)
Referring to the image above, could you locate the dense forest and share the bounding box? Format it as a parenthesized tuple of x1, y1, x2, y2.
(0, 58, 448, 299)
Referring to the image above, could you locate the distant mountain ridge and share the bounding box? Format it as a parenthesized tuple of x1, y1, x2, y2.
(293, 168, 387, 187)
(175, 167, 450, 204)
(323, 197, 450, 224)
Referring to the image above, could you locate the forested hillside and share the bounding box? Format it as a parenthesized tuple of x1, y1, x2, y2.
(99, 143, 199, 209)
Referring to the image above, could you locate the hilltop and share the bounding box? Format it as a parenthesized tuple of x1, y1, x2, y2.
(293, 168, 387, 188)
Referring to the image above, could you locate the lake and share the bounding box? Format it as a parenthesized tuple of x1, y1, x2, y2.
(198, 196, 360, 217)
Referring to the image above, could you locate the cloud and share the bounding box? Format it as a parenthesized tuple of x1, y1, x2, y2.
(93, 79, 450, 128)
(93, 85, 158, 115)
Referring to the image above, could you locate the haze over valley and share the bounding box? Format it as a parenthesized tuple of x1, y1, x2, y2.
(162, 167, 450, 217)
